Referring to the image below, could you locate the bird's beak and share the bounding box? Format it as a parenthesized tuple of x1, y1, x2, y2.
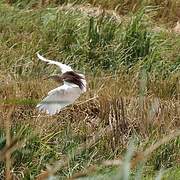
(43, 75, 62, 83)
(43, 75, 59, 80)
(43, 76, 51, 80)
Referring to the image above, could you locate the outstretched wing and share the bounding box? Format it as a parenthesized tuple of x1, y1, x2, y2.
(37, 53, 73, 73)
(36, 84, 81, 115)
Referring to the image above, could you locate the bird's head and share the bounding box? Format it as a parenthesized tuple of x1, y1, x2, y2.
(61, 71, 85, 90)
(43, 71, 86, 90)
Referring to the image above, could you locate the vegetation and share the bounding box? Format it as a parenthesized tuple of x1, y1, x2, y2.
(0, 0, 179, 179)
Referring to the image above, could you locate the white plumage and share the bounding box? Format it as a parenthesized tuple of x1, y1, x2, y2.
(36, 53, 86, 115)
(37, 53, 73, 73)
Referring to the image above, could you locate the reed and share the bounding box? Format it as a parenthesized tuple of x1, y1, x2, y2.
(0, 1, 179, 179)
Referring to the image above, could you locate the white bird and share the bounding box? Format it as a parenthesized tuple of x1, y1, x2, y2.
(36, 53, 87, 115)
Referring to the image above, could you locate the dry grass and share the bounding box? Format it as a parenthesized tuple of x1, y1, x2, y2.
(0, 71, 179, 178)
(7, 0, 180, 24)
(0, 1, 179, 179)
(1, 74, 179, 145)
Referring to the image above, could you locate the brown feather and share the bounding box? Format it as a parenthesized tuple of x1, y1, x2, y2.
(61, 71, 85, 90)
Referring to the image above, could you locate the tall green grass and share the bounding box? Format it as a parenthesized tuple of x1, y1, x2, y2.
(0, 3, 179, 76)
(0, 1, 179, 179)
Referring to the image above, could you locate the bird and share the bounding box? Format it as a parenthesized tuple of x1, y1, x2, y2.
(36, 53, 87, 115)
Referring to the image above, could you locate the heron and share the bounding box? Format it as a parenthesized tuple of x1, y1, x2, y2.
(36, 53, 87, 115)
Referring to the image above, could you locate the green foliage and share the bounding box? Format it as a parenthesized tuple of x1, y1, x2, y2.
(152, 138, 180, 170)
(86, 16, 119, 70)
(0, 1, 179, 179)
(0, 3, 179, 76)
(10, 0, 38, 9)
(122, 9, 151, 67)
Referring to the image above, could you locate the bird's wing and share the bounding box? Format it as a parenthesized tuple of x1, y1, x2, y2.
(37, 53, 73, 73)
(36, 84, 81, 115)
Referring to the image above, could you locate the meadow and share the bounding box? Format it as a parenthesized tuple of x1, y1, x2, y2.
(0, 0, 179, 179)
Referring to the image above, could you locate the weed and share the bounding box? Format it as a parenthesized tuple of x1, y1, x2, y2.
(0, 1, 179, 179)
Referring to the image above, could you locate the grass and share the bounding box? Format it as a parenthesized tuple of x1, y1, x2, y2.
(6, 0, 180, 24)
(0, 1, 180, 179)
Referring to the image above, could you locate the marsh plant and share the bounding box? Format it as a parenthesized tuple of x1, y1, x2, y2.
(0, 1, 179, 179)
